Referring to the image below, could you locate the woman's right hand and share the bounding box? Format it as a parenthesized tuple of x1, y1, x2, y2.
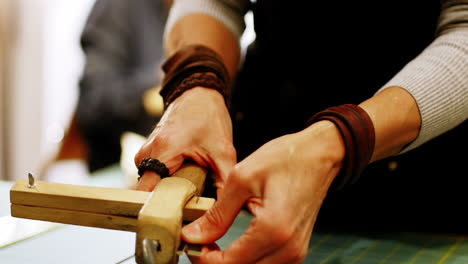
(134, 87, 237, 192)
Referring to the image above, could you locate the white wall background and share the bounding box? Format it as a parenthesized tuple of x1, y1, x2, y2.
(41, 0, 96, 157)
(1, 0, 95, 180)
(0, 1, 13, 181)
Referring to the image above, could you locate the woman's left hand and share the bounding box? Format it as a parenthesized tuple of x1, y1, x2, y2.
(182, 120, 346, 264)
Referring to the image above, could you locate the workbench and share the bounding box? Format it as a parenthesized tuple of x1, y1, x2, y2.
(2, 165, 467, 263)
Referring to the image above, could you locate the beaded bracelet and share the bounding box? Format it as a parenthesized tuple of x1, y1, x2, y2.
(137, 157, 170, 181)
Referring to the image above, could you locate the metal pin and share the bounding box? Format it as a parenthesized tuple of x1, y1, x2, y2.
(28, 173, 36, 188)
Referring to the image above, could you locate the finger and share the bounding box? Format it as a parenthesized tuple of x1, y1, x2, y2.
(210, 156, 236, 192)
(134, 134, 157, 168)
(182, 174, 250, 244)
(211, 142, 237, 183)
(198, 214, 284, 264)
(188, 243, 220, 264)
(135, 147, 185, 192)
(190, 150, 236, 198)
(135, 171, 161, 191)
(134, 147, 149, 170)
(191, 140, 236, 186)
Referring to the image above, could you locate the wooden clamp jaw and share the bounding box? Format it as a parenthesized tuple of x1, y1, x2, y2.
(136, 163, 207, 264)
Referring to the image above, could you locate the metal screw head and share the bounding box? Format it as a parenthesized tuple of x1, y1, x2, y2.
(142, 238, 160, 264)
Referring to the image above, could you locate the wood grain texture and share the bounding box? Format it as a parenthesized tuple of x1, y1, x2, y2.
(10, 180, 214, 222)
(136, 177, 197, 264)
(11, 204, 138, 232)
(171, 163, 208, 196)
(11, 179, 147, 216)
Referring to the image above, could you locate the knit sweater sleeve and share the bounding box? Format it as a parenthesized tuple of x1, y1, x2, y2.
(164, 0, 249, 42)
(377, 0, 468, 153)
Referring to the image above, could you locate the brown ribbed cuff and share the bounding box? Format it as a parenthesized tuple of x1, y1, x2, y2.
(160, 45, 230, 109)
(306, 104, 375, 190)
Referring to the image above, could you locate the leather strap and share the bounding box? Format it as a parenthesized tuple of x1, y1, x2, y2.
(306, 104, 375, 190)
(160, 45, 230, 109)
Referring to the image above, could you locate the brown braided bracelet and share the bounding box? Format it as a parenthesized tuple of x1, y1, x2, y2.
(137, 157, 170, 181)
(160, 45, 230, 109)
(165, 72, 225, 107)
(306, 104, 375, 190)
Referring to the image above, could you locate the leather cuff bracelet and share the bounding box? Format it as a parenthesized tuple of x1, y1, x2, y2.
(306, 104, 375, 190)
(160, 45, 230, 109)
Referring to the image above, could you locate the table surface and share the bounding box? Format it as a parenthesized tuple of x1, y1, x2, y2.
(1, 165, 467, 264)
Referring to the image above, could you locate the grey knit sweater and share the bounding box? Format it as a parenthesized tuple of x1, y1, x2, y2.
(165, 0, 468, 153)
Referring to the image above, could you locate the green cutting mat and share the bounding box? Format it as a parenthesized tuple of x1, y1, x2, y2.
(306, 232, 467, 264)
(217, 211, 468, 264)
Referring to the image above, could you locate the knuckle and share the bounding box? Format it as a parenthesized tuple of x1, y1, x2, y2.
(202, 203, 226, 229)
(220, 140, 236, 161)
(228, 164, 255, 192)
(134, 134, 171, 166)
(152, 132, 170, 148)
(134, 149, 147, 166)
(228, 164, 248, 185)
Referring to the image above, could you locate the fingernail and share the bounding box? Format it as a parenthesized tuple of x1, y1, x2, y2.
(182, 222, 202, 242)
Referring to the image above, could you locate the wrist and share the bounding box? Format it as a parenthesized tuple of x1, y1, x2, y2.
(359, 86, 421, 161)
(172, 86, 226, 106)
(301, 120, 346, 168)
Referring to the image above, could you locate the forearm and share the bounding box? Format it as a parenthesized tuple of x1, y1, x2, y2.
(164, 0, 247, 79)
(359, 87, 421, 162)
(165, 14, 240, 79)
(374, 0, 468, 153)
(375, 31, 468, 154)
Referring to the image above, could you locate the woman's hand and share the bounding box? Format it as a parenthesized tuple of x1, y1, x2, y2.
(182, 121, 346, 264)
(134, 87, 236, 192)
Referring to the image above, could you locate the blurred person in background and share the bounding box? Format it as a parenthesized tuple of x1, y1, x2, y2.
(42, 0, 169, 183)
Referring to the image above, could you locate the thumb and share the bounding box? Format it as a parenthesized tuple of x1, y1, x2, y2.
(182, 178, 248, 244)
(135, 171, 161, 191)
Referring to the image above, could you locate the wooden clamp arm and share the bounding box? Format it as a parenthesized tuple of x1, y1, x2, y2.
(10, 177, 214, 229)
(135, 163, 208, 264)
(10, 163, 214, 262)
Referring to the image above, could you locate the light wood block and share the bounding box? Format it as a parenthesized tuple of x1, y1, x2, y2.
(11, 179, 147, 216)
(135, 163, 207, 264)
(11, 204, 138, 232)
(136, 177, 197, 264)
(10, 180, 214, 222)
